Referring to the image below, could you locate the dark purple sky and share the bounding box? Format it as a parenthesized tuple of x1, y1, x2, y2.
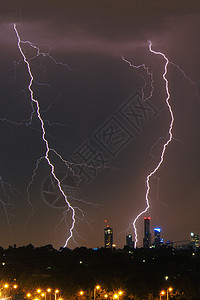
(0, 0, 200, 249)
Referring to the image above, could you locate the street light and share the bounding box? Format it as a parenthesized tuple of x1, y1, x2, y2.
(79, 291, 84, 296)
(41, 293, 47, 300)
(94, 285, 100, 300)
(47, 288, 51, 300)
(55, 289, 59, 300)
(118, 290, 123, 300)
(167, 287, 173, 300)
(0, 284, 9, 298)
(160, 290, 165, 300)
(26, 293, 31, 298)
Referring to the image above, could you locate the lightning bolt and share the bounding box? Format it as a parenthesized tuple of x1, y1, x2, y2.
(123, 42, 199, 247)
(122, 56, 154, 101)
(170, 62, 200, 98)
(131, 41, 174, 247)
(13, 23, 76, 248)
(0, 176, 17, 237)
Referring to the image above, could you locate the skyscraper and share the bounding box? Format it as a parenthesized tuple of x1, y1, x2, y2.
(143, 217, 151, 248)
(154, 228, 161, 247)
(104, 226, 113, 249)
(126, 234, 134, 249)
(190, 232, 199, 250)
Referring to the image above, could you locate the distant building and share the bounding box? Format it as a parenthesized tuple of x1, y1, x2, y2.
(154, 228, 161, 247)
(165, 240, 173, 248)
(143, 217, 151, 248)
(190, 232, 199, 250)
(104, 226, 113, 249)
(126, 234, 134, 249)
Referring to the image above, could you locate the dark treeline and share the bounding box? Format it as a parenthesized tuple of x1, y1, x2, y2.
(1, 245, 200, 299)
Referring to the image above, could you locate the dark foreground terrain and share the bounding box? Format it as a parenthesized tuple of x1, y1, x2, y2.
(1, 245, 200, 299)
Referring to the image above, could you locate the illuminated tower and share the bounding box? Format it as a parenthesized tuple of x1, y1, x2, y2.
(126, 234, 134, 249)
(154, 228, 161, 247)
(190, 232, 199, 250)
(104, 226, 113, 249)
(143, 217, 151, 248)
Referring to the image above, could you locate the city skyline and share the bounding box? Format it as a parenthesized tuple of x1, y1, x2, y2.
(104, 218, 199, 250)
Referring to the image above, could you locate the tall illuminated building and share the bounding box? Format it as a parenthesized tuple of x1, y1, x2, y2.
(126, 234, 134, 249)
(154, 228, 161, 247)
(143, 217, 151, 248)
(104, 226, 113, 249)
(190, 232, 199, 250)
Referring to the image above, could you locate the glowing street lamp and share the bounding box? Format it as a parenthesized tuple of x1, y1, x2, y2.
(55, 289, 59, 300)
(0, 283, 13, 298)
(0, 284, 9, 298)
(41, 292, 47, 300)
(167, 287, 173, 300)
(26, 293, 31, 298)
(94, 285, 100, 300)
(47, 288, 51, 300)
(37, 289, 41, 294)
(79, 291, 84, 296)
(160, 290, 165, 300)
(118, 290, 123, 300)
(104, 295, 108, 299)
(13, 285, 18, 289)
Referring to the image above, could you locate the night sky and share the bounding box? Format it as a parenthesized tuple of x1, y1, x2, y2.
(0, 0, 200, 249)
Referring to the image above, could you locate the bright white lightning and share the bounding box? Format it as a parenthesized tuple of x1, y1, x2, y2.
(132, 41, 174, 247)
(14, 23, 75, 248)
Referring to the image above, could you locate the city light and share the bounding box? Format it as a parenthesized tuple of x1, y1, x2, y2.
(161, 291, 165, 295)
(154, 228, 161, 232)
(55, 289, 59, 300)
(94, 285, 101, 300)
(167, 287, 173, 300)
